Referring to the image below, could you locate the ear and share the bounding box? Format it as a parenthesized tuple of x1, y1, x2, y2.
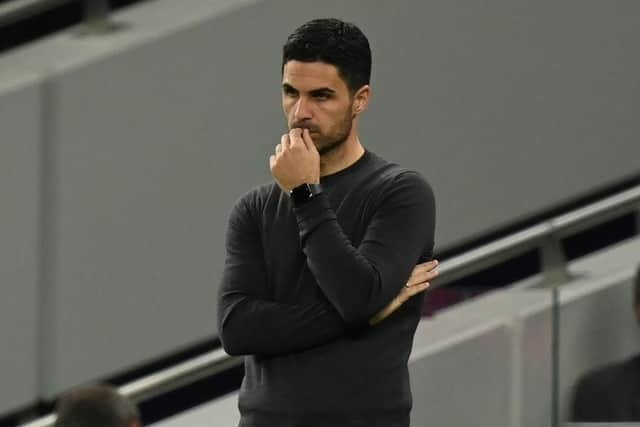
(352, 85, 371, 116)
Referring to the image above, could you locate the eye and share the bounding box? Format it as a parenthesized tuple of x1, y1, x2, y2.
(313, 92, 331, 101)
(283, 87, 298, 97)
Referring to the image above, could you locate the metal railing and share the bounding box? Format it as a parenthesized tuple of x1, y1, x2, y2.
(19, 183, 640, 427)
(0, 0, 74, 27)
(427, 183, 640, 427)
(434, 184, 640, 287)
(0, 0, 111, 31)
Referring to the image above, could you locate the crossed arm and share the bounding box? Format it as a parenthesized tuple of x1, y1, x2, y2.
(217, 219, 436, 357)
(218, 254, 435, 356)
(218, 173, 436, 357)
(292, 173, 435, 326)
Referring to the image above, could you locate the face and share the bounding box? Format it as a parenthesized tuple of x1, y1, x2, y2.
(282, 61, 356, 155)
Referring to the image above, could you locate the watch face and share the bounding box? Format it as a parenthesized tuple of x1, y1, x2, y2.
(291, 183, 322, 205)
(291, 184, 312, 204)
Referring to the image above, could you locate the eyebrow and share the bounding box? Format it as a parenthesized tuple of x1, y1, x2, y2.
(282, 83, 336, 96)
(309, 88, 336, 96)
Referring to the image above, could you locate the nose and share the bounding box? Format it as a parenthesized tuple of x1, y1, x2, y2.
(293, 96, 313, 121)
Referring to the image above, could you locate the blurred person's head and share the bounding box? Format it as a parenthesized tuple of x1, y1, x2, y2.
(53, 385, 141, 427)
(281, 18, 372, 156)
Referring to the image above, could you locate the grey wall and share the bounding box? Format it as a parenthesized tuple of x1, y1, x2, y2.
(1, 0, 639, 411)
(360, 0, 640, 247)
(0, 75, 41, 413)
(410, 320, 514, 427)
(39, 33, 233, 397)
(179, 0, 640, 250)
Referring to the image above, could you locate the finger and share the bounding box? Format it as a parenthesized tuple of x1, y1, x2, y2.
(269, 154, 276, 170)
(411, 282, 430, 294)
(275, 144, 282, 155)
(281, 133, 291, 151)
(407, 271, 437, 287)
(406, 277, 432, 289)
(406, 268, 438, 286)
(414, 259, 439, 272)
(302, 128, 316, 152)
(406, 282, 430, 294)
(408, 260, 438, 277)
(407, 260, 439, 281)
(289, 128, 304, 146)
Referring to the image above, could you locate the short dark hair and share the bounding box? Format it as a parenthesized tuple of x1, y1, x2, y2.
(282, 18, 372, 93)
(53, 385, 140, 427)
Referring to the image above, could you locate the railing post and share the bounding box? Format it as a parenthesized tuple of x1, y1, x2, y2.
(80, 0, 116, 34)
(539, 232, 571, 286)
(538, 231, 571, 427)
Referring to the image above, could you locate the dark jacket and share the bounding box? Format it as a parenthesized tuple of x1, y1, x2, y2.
(572, 354, 640, 422)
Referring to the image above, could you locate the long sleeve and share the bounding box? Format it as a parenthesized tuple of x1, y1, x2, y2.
(294, 171, 435, 327)
(217, 195, 346, 357)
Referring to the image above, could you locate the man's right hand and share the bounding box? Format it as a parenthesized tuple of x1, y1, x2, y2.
(369, 260, 438, 325)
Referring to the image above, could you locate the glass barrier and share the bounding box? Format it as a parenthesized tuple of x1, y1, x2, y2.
(558, 259, 640, 426)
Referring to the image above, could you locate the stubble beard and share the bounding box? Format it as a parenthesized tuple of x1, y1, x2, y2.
(314, 113, 354, 156)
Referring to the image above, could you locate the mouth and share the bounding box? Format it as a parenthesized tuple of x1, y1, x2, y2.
(304, 128, 321, 138)
(291, 123, 319, 133)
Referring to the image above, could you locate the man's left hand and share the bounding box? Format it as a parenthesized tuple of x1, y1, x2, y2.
(270, 128, 320, 192)
(369, 260, 439, 325)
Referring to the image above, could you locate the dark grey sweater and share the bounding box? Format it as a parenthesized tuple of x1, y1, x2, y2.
(217, 151, 435, 427)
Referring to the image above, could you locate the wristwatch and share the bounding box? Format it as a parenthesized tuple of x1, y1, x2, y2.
(290, 183, 323, 206)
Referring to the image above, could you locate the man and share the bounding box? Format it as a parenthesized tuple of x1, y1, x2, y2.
(571, 265, 640, 422)
(217, 18, 436, 427)
(53, 384, 142, 427)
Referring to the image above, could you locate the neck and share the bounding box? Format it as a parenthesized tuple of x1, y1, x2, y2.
(319, 125, 365, 177)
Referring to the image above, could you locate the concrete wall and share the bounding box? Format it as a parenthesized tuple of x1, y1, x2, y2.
(0, 74, 41, 414)
(38, 26, 232, 398)
(1, 0, 639, 412)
